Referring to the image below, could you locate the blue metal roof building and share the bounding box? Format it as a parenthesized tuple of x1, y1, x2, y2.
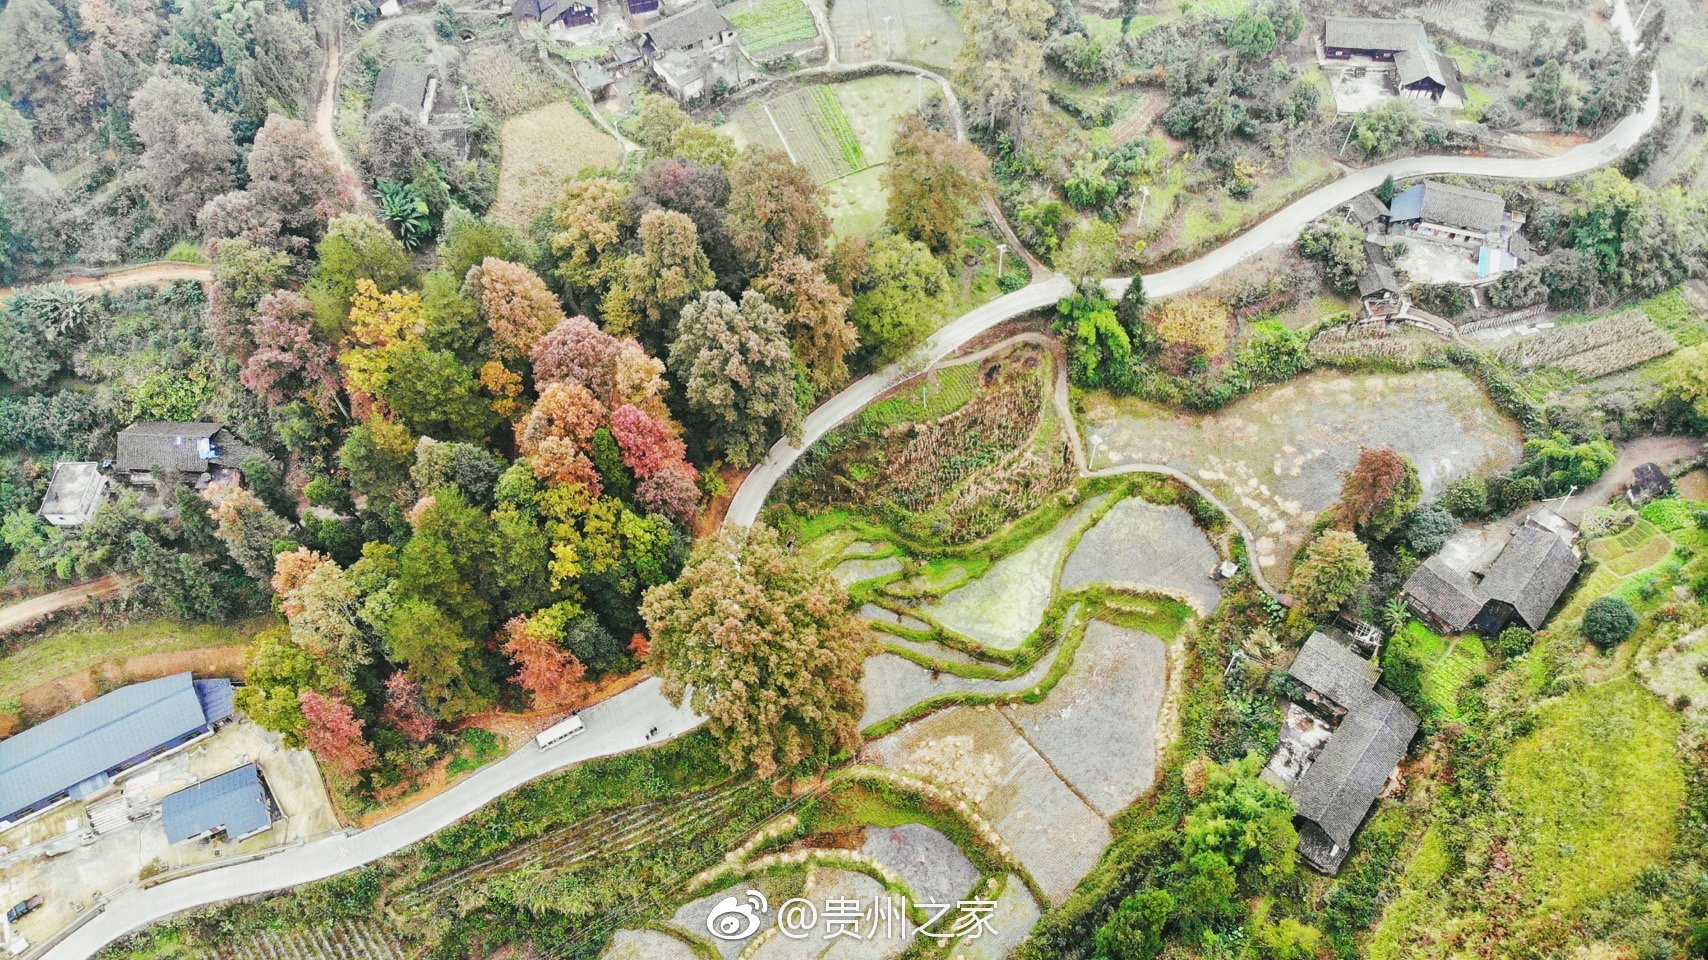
(0, 673, 235, 824)
(161, 763, 275, 844)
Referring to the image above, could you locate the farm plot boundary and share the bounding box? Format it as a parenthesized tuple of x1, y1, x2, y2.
(752, 85, 869, 184)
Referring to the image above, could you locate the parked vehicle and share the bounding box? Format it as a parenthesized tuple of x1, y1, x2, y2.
(534, 714, 586, 749)
(6, 896, 42, 924)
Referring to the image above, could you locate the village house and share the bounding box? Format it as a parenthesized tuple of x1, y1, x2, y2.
(1626, 462, 1673, 506)
(1403, 508, 1581, 636)
(511, 0, 659, 30)
(643, 3, 741, 101)
(1322, 17, 1465, 109)
(37, 461, 107, 528)
(369, 62, 437, 126)
(160, 763, 277, 845)
(0, 673, 236, 827)
(113, 422, 264, 488)
(1387, 181, 1511, 249)
(1277, 629, 1420, 874)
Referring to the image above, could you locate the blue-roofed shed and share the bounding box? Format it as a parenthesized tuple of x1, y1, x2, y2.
(161, 763, 275, 844)
(0, 673, 235, 824)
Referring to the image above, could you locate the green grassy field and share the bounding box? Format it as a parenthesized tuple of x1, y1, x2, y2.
(1387, 621, 1488, 721)
(724, 0, 818, 53)
(1497, 678, 1684, 913)
(0, 615, 274, 705)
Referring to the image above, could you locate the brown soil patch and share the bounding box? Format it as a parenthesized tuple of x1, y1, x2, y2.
(699, 467, 749, 537)
(16, 644, 248, 726)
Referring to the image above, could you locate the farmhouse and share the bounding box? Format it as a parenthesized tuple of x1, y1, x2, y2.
(37, 461, 107, 528)
(1322, 17, 1464, 108)
(161, 763, 276, 845)
(1357, 241, 1405, 317)
(1281, 629, 1420, 874)
(370, 62, 436, 126)
(1388, 181, 1507, 248)
(113, 422, 262, 487)
(1627, 462, 1672, 506)
(0, 672, 236, 826)
(643, 3, 740, 101)
(1404, 511, 1581, 635)
(510, 0, 596, 28)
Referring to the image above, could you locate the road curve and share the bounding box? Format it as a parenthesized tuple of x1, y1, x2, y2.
(730, 74, 1659, 526)
(36, 6, 1656, 956)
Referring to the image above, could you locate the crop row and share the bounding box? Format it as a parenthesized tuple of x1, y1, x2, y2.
(216, 919, 404, 960)
(812, 85, 866, 170)
(768, 88, 856, 183)
(404, 780, 756, 903)
(1495, 311, 1677, 378)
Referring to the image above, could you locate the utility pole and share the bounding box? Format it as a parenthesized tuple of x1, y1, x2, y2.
(996, 243, 1008, 278)
(1136, 185, 1151, 226)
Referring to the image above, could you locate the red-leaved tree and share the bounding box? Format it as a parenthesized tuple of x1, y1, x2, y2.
(609, 403, 689, 479)
(298, 689, 377, 777)
(242, 289, 340, 413)
(380, 672, 437, 743)
(500, 617, 592, 711)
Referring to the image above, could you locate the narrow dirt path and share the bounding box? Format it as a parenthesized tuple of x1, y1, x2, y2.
(0, 574, 133, 635)
(314, 27, 379, 211)
(0, 261, 212, 299)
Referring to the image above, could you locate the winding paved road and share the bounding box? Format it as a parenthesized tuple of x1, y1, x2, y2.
(33, 5, 1657, 957)
(730, 74, 1659, 526)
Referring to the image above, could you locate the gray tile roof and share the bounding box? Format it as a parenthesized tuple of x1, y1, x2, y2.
(645, 3, 734, 51)
(161, 763, 273, 843)
(1323, 16, 1429, 53)
(1346, 193, 1389, 227)
(0, 673, 231, 822)
(1389, 181, 1505, 235)
(1476, 525, 1579, 631)
(114, 423, 262, 475)
(1358, 242, 1402, 298)
(1289, 631, 1380, 711)
(371, 63, 431, 118)
(115, 422, 223, 474)
(1404, 523, 1579, 633)
(1291, 688, 1419, 852)
(1403, 555, 1485, 632)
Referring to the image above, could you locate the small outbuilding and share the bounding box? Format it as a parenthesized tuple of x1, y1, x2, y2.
(1357, 242, 1405, 317)
(161, 763, 276, 844)
(1627, 463, 1673, 506)
(38, 461, 107, 528)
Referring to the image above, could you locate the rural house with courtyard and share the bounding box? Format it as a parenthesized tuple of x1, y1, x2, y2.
(1404, 509, 1582, 635)
(1321, 17, 1466, 108)
(1279, 629, 1420, 874)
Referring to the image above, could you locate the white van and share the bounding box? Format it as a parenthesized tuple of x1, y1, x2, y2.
(535, 714, 586, 749)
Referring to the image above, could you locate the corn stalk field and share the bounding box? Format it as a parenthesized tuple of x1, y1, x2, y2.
(1495, 311, 1678, 378)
